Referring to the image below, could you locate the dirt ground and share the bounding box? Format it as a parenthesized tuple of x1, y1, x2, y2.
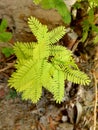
(0, 0, 98, 130)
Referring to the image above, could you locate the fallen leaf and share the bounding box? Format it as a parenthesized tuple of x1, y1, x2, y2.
(75, 102, 83, 124)
(0, 88, 5, 99)
(48, 116, 57, 130)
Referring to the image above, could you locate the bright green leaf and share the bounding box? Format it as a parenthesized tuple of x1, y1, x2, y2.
(2, 47, 14, 57)
(0, 32, 12, 42)
(0, 19, 8, 32)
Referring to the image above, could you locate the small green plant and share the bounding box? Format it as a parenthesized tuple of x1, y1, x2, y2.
(74, 0, 98, 43)
(0, 19, 12, 42)
(0, 19, 14, 57)
(1, 47, 14, 57)
(33, 0, 71, 24)
(6, 89, 18, 99)
(82, 8, 98, 43)
(9, 16, 90, 103)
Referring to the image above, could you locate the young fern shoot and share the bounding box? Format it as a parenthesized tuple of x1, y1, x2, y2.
(9, 16, 90, 103)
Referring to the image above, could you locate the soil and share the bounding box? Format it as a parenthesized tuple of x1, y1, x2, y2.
(0, 0, 98, 130)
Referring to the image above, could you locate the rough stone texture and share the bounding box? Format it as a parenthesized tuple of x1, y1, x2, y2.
(0, 0, 63, 42)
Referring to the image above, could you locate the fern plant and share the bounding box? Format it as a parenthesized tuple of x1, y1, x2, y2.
(82, 7, 98, 43)
(75, 0, 98, 43)
(9, 16, 90, 103)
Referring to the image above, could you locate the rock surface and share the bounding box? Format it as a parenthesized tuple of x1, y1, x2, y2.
(0, 0, 63, 42)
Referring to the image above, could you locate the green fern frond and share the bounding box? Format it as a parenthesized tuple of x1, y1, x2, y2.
(50, 45, 73, 61)
(52, 58, 90, 85)
(28, 16, 42, 34)
(48, 26, 65, 44)
(14, 42, 37, 59)
(28, 16, 48, 41)
(9, 16, 90, 103)
(9, 59, 36, 91)
(32, 42, 50, 61)
(64, 67, 90, 85)
(40, 61, 57, 93)
(14, 42, 28, 59)
(15, 59, 28, 69)
(52, 70, 65, 103)
(22, 82, 42, 103)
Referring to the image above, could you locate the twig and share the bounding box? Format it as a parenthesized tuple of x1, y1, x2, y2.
(0, 62, 15, 73)
(93, 70, 97, 130)
(72, 40, 81, 52)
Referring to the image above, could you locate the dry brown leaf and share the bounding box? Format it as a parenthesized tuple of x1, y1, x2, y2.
(62, 28, 78, 50)
(75, 102, 83, 124)
(48, 116, 57, 130)
(39, 123, 46, 130)
(0, 88, 5, 99)
(55, 114, 62, 122)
